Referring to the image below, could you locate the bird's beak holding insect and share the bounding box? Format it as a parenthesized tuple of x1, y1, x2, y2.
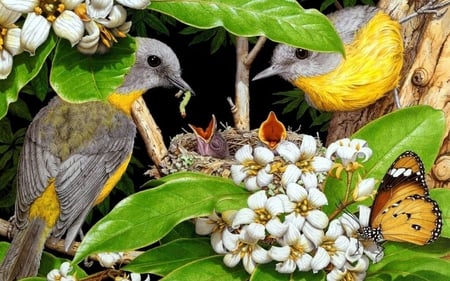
(168, 75, 195, 95)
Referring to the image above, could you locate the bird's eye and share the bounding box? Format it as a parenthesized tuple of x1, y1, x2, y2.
(147, 55, 161, 67)
(295, 49, 310, 60)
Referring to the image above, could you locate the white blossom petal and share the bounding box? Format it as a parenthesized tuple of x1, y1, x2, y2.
(326, 219, 344, 239)
(311, 246, 330, 273)
(53, 10, 84, 46)
(286, 182, 307, 202)
(4, 27, 23, 56)
(256, 168, 273, 187)
(266, 218, 288, 237)
(86, 0, 114, 19)
(222, 228, 239, 251)
(303, 222, 324, 247)
(253, 146, 274, 164)
(230, 165, 247, 184)
(211, 231, 227, 254)
(275, 259, 296, 273)
(235, 144, 253, 162)
(353, 178, 376, 201)
(296, 254, 313, 271)
(301, 172, 318, 189)
(276, 141, 300, 163)
(252, 244, 272, 264)
(299, 134, 317, 157)
(63, 0, 84, 9)
(308, 188, 328, 207)
(247, 190, 267, 209)
(330, 251, 346, 268)
(284, 212, 305, 230)
(195, 217, 215, 235)
(327, 267, 346, 281)
(77, 20, 100, 54)
(242, 254, 256, 274)
(223, 253, 241, 268)
(266, 195, 286, 215)
(358, 205, 372, 227)
(247, 222, 266, 240)
(312, 156, 333, 173)
(0, 2, 22, 24)
(116, 0, 150, 9)
(346, 238, 363, 263)
(281, 164, 301, 186)
(96, 4, 127, 28)
(243, 176, 260, 191)
(21, 13, 51, 55)
(0, 0, 36, 13)
(232, 208, 255, 228)
(339, 213, 360, 236)
(0, 50, 13, 79)
(268, 245, 290, 261)
(306, 209, 329, 229)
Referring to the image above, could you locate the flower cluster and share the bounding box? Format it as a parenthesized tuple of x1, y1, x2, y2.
(196, 135, 381, 280)
(0, 0, 150, 79)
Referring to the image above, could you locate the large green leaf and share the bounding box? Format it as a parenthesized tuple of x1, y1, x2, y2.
(431, 188, 450, 238)
(50, 36, 136, 103)
(0, 34, 56, 119)
(123, 238, 215, 275)
(367, 238, 450, 280)
(73, 172, 248, 264)
(323, 106, 446, 215)
(163, 255, 248, 281)
(150, 0, 344, 54)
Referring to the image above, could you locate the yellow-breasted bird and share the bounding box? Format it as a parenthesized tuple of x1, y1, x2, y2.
(253, 5, 404, 112)
(0, 37, 192, 280)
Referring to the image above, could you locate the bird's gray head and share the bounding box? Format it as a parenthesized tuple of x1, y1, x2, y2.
(116, 37, 193, 94)
(253, 44, 343, 82)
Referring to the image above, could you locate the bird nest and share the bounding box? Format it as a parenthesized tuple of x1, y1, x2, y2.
(147, 126, 317, 179)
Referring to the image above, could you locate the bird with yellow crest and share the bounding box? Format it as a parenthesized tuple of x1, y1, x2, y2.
(0, 37, 193, 281)
(253, 5, 403, 112)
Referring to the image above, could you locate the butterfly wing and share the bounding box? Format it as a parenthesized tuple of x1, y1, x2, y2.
(368, 151, 442, 245)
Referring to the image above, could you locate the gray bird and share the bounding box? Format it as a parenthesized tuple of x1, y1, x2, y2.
(0, 37, 193, 281)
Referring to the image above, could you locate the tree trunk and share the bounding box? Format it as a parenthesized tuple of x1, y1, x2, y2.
(326, 0, 450, 188)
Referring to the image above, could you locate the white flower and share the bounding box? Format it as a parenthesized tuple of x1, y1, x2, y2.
(326, 255, 369, 281)
(47, 262, 76, 281)
(283, 182, 328, 246)
(232, 190, 288, 239)
(195, 210, 236, 254)
(339, 208, 384, 263)
(268, 224, 313, 273)
(326, 138, 372, 167)
(353, 177, 376, 201)
(2, 0, 85, 55)
(76, 2, 132, 54)
(277, 136, 332, 189)
(222, 227, 272, 274)
(97, 252, 123, 268)
(310, 220, 349, 273)
(231, 145, 274, 191)
(0, 2, 23, 79)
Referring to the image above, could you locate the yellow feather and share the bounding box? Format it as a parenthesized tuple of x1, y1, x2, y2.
(295, 11, 403, 111)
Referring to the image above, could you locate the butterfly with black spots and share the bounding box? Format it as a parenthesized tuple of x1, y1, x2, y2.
(359, 151, 442, 245)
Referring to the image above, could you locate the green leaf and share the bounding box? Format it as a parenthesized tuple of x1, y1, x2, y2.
(431, 188, 450, 238)
(50, 36, 136, 103)
(323, 105, 446, 215)
(163, 255, 248, 281)
(161, 220, 197, 243)
(124, 238, 215, 275)
(252, 262, 325, 281)
(0, 34, 56, 120)
(8, 98, 33, 121)
(367, 238, 450, 280)
(73, 172, 248, 264)
(353, 106, 445, 179)
(149, 0, 344, 54)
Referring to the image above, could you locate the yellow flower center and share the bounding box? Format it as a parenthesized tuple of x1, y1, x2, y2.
(296, 157, 314, 173)
(0, 27, 7, 51)
(242, 160, 264, 176)
(295, 199, 312, 216)
(321, 238, 337, 256)
(254, 208, 271, 225)
(34, 0, 65, 23)
(289, 243, 306, 260)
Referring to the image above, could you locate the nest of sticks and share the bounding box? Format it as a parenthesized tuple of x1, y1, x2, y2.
(146, 126, 311, 179)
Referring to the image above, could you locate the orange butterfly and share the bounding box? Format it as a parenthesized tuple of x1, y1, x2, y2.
(359, 151, 442, 245)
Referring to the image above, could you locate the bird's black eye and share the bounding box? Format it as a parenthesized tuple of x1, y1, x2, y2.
(147, 55, 161, 67)
(295, 49, 310, 60)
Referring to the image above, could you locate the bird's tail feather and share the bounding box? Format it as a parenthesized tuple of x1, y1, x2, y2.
(0, 218, 51, 281)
